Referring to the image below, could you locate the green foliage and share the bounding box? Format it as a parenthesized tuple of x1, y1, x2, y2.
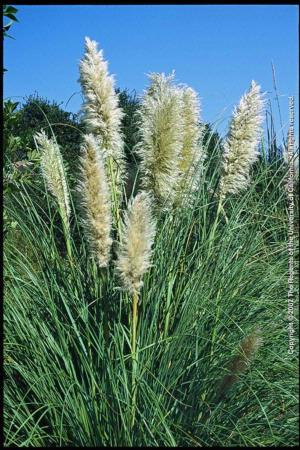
(117, 88, 140, 164)
(11, 94, 84, 176)
(3, 99, 22, 159)
(3, 5, 18, 72)
(116, 88, 141, 197)
(202, 123, 221, 154)
(3, 5, 18, 39)
(3, 99, 40, 209)
(4, 121, 299, 446)
(201, 123, 223, 186)
(5, 90, 140, 187)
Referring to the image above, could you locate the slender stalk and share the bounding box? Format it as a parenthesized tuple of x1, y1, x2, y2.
(61, 215, 72, 263)
(115, 192, 156, 430)
(131, 289, 139, 429)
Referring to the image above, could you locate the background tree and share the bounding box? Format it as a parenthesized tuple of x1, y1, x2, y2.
(3, 5, 18, 72)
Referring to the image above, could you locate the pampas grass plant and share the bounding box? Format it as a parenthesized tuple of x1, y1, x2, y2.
(116, 191, 156, 427)
(4, 38, 298, 448)
(208, 81, 265, 253)
(34, 130, 72, 257)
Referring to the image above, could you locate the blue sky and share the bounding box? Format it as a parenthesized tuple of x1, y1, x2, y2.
(4, 4, 299, 140)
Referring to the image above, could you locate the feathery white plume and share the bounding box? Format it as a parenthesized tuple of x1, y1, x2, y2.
(35, 131, 70, 230)
(79, 37, 125, 197)
(116, 192, 156, 295)
(219, 81, 265, 197)
(177, 86, 205, 195)
(136, 72, 183, 208)
(78, 134, 112, 268)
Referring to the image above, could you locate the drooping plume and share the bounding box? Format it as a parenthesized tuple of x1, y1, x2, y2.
(116, 192, 156, 295)
(78, 134, 112, 268)
(177, 86, 205, 196)
(35, 131, 70, 230)
(217, 328, 263, 400)
(219, 81, 265, 197)
(79, 37, 125, 207)
(135, 72, 183, 208)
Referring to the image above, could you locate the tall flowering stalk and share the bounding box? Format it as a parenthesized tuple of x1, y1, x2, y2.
(208, 81, 265, 253)
(116, 192, 156, 428)
(136, 72, 183, 209)
(78, 134, 112, 268)
(35, 131, 72, 258)
(79, 37, 125, 228)
(177, 86, 205, 200)
(218, 80, 265, 198)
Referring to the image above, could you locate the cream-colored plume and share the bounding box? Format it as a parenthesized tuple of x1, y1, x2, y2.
(135, 72, 183, 208)
(79, 37, 125, 199)
(78, 134, 112, 268)
(35, 131, 70, 230)
(177, 86, 205, 195)
(219, 81, 265, 197)
(116, 192, 156, 295)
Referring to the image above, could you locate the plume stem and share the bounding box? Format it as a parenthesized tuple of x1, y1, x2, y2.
(35, 131, 72, 262)
(62, 218, 73, 263)
(131, 289, 139, 429)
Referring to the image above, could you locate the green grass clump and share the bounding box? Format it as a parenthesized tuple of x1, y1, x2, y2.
(4, 130, 299, 446)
